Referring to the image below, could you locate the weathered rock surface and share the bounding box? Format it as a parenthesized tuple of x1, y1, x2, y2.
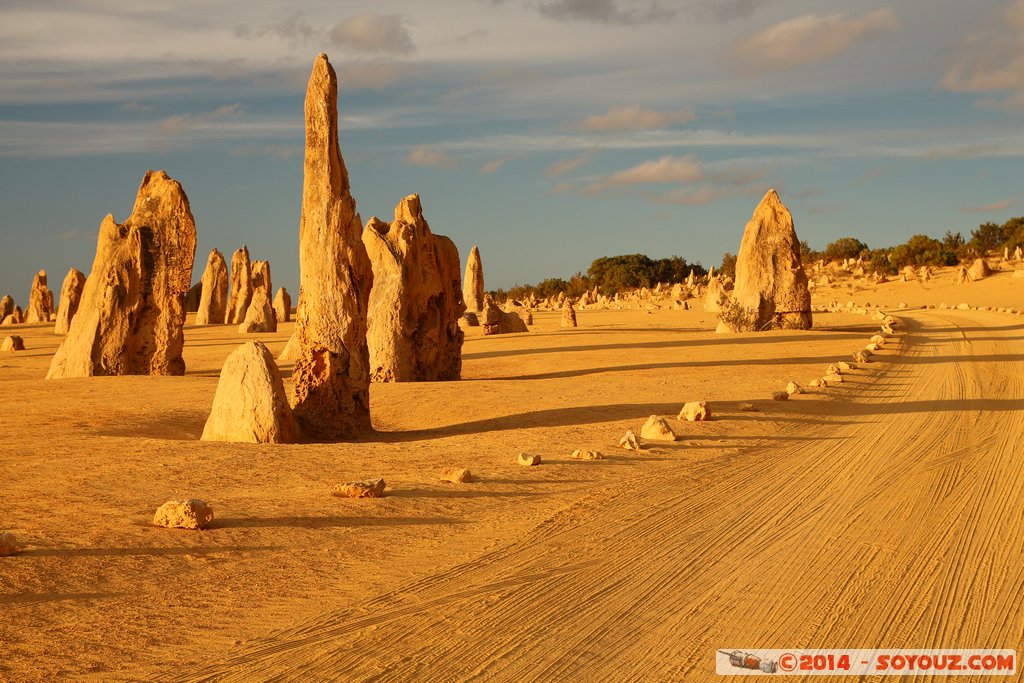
(441, 467, 473, 483)
(619, 430, 640, 450)
(47, 171, 197, 379)
(704, 276, 726, 313)
(771, 391, 789, 401)
(0, 295, 13, 321)
(1, 335, 25, 351)
(290, 53, 374, 439)
(561, 298, 577, 328)
(332, 479, 386, 498)
(153, 499, 214, 530)
(518, 453, 542, 466)
(226, 246, 253, 325)
(24, 270, 53, 324)
(679, 401, 710, 422)
(196, 249, 228, 325)
(201, 341, 297, 443)
(185, 282, 202, 312)
(273, 287, 291, 323)
(53, 268, 86, 335)
(482, 294, 528, 335)
(463, 245, 484, 312)
(251, 260, 272, 295)
(786, 381, 804, 395)
(641, 415, 677, 441)
(572, 449, 605, 460)
(719, 190, 812, 331)
(968, 258, 992, 280)
(238, 288, 277, 333)
(0, 532, 18, 557)
(362, 195, 465, 382)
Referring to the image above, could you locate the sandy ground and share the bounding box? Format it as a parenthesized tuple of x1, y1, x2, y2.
(1, 265, 1022, 681)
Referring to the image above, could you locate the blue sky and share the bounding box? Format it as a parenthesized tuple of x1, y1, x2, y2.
(1, 0, 1023, 303)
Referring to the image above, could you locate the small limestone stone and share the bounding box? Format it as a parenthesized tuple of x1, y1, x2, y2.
(771, 391, 789, 401)
(518, 453, 542, 466)
(332, 479, 386, 498)
(441, 467, 473, 483)
(561, 298, 578, 328)
(1, 335, 24, 352)
(153, 499, 214, 530)
(619, 430, 641, 450)
(238, 288, 277, 334)
(0, 532, 18, 557)
(823, 373, 843, 384)
(854, 350, 871, 364)
(957, 303, 970, 310)
(273, 287, 292, 324)
(870, 334, 885, 345)
(786, 381, 804, 395)
(838, 361, 853, 373)
(866, 343, 878, 352)
(809, 378, 823, 388)
(826, 364, 841, 376)
(571, 449, 604, 460)
(640, 415, 677, 441)
(678, 401, 710, 421)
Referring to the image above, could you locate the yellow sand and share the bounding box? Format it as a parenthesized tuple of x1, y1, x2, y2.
(1, 264, 1022, 681)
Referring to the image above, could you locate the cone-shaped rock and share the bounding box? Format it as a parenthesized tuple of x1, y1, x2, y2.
(363, 195, 465, 382)
(47, 171, 196, 378)
(251, 259, 272, 295)
(273, 287, 291, 323)
(482, 294, 528, 335)
(290, 53, 374, 439)
(561, 298, 577, 328)
(0, 295, 13, 321)
(184, 282, 202, 312)
(195, 248, 229, 325)
(24, 270, 53, 324)
(201, 341, 298, 443)
(463, 245, 485, 312)
(721, 190, 811, 331)
(968, 258, 992, 280)
(53, 268, 86, 335)
(226, 246, 253, 325)
(238, 287, 277, 333)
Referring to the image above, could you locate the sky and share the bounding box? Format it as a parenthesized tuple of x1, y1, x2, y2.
(2, 0, 1023, 304)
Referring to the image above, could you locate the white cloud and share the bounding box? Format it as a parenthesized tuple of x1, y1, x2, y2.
(406, 145, 460, 169)
(571, 105, 696, 133)
(535, 0, 675, 25)
(329, 13, 415, 55)
(731, 8, 899, 74)
(586, 154, 703, 192)
(921, 144, 1001, 160)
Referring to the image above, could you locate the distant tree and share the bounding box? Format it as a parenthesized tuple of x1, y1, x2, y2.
(1002, 217, 1024, 251)
(823, 237, 869, 262)
(799, 240, 818, 264)
(868, 248, 897, 275)
(888, 234, 957, 268)
(533, 278, 568, 300)
(719, 252, 737, 279)
(970, 222, 1002, 255)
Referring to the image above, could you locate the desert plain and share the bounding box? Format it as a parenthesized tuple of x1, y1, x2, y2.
(1, 265, 1022, 681)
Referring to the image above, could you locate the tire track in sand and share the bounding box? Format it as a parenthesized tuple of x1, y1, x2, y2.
(170, 311, 1024, 682)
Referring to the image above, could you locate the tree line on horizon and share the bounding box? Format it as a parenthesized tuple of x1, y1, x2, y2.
(490, 216, 1024, 302)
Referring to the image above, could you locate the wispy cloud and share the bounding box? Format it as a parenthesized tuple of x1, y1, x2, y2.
(406, 145, 460, 169)
(118, 101, 154, 112)
(230, 144, 299, 160)
(546, 148, 599, 177)
(731, 8, 899, 74)
(159, 103, 244, 134)
(942, 0, 1024, 109)
(570, 105, 696, 133)
(534, 0, 675, 25)
(329, 13, 415, 55)
(921, 143, 1001, 159)
(479, 158, 507, 174)
(959, 198, 1015, 213)
(587, 154, 703, 192)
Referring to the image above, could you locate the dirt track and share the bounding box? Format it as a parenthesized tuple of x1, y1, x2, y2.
(166, 309, 1024, 682)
